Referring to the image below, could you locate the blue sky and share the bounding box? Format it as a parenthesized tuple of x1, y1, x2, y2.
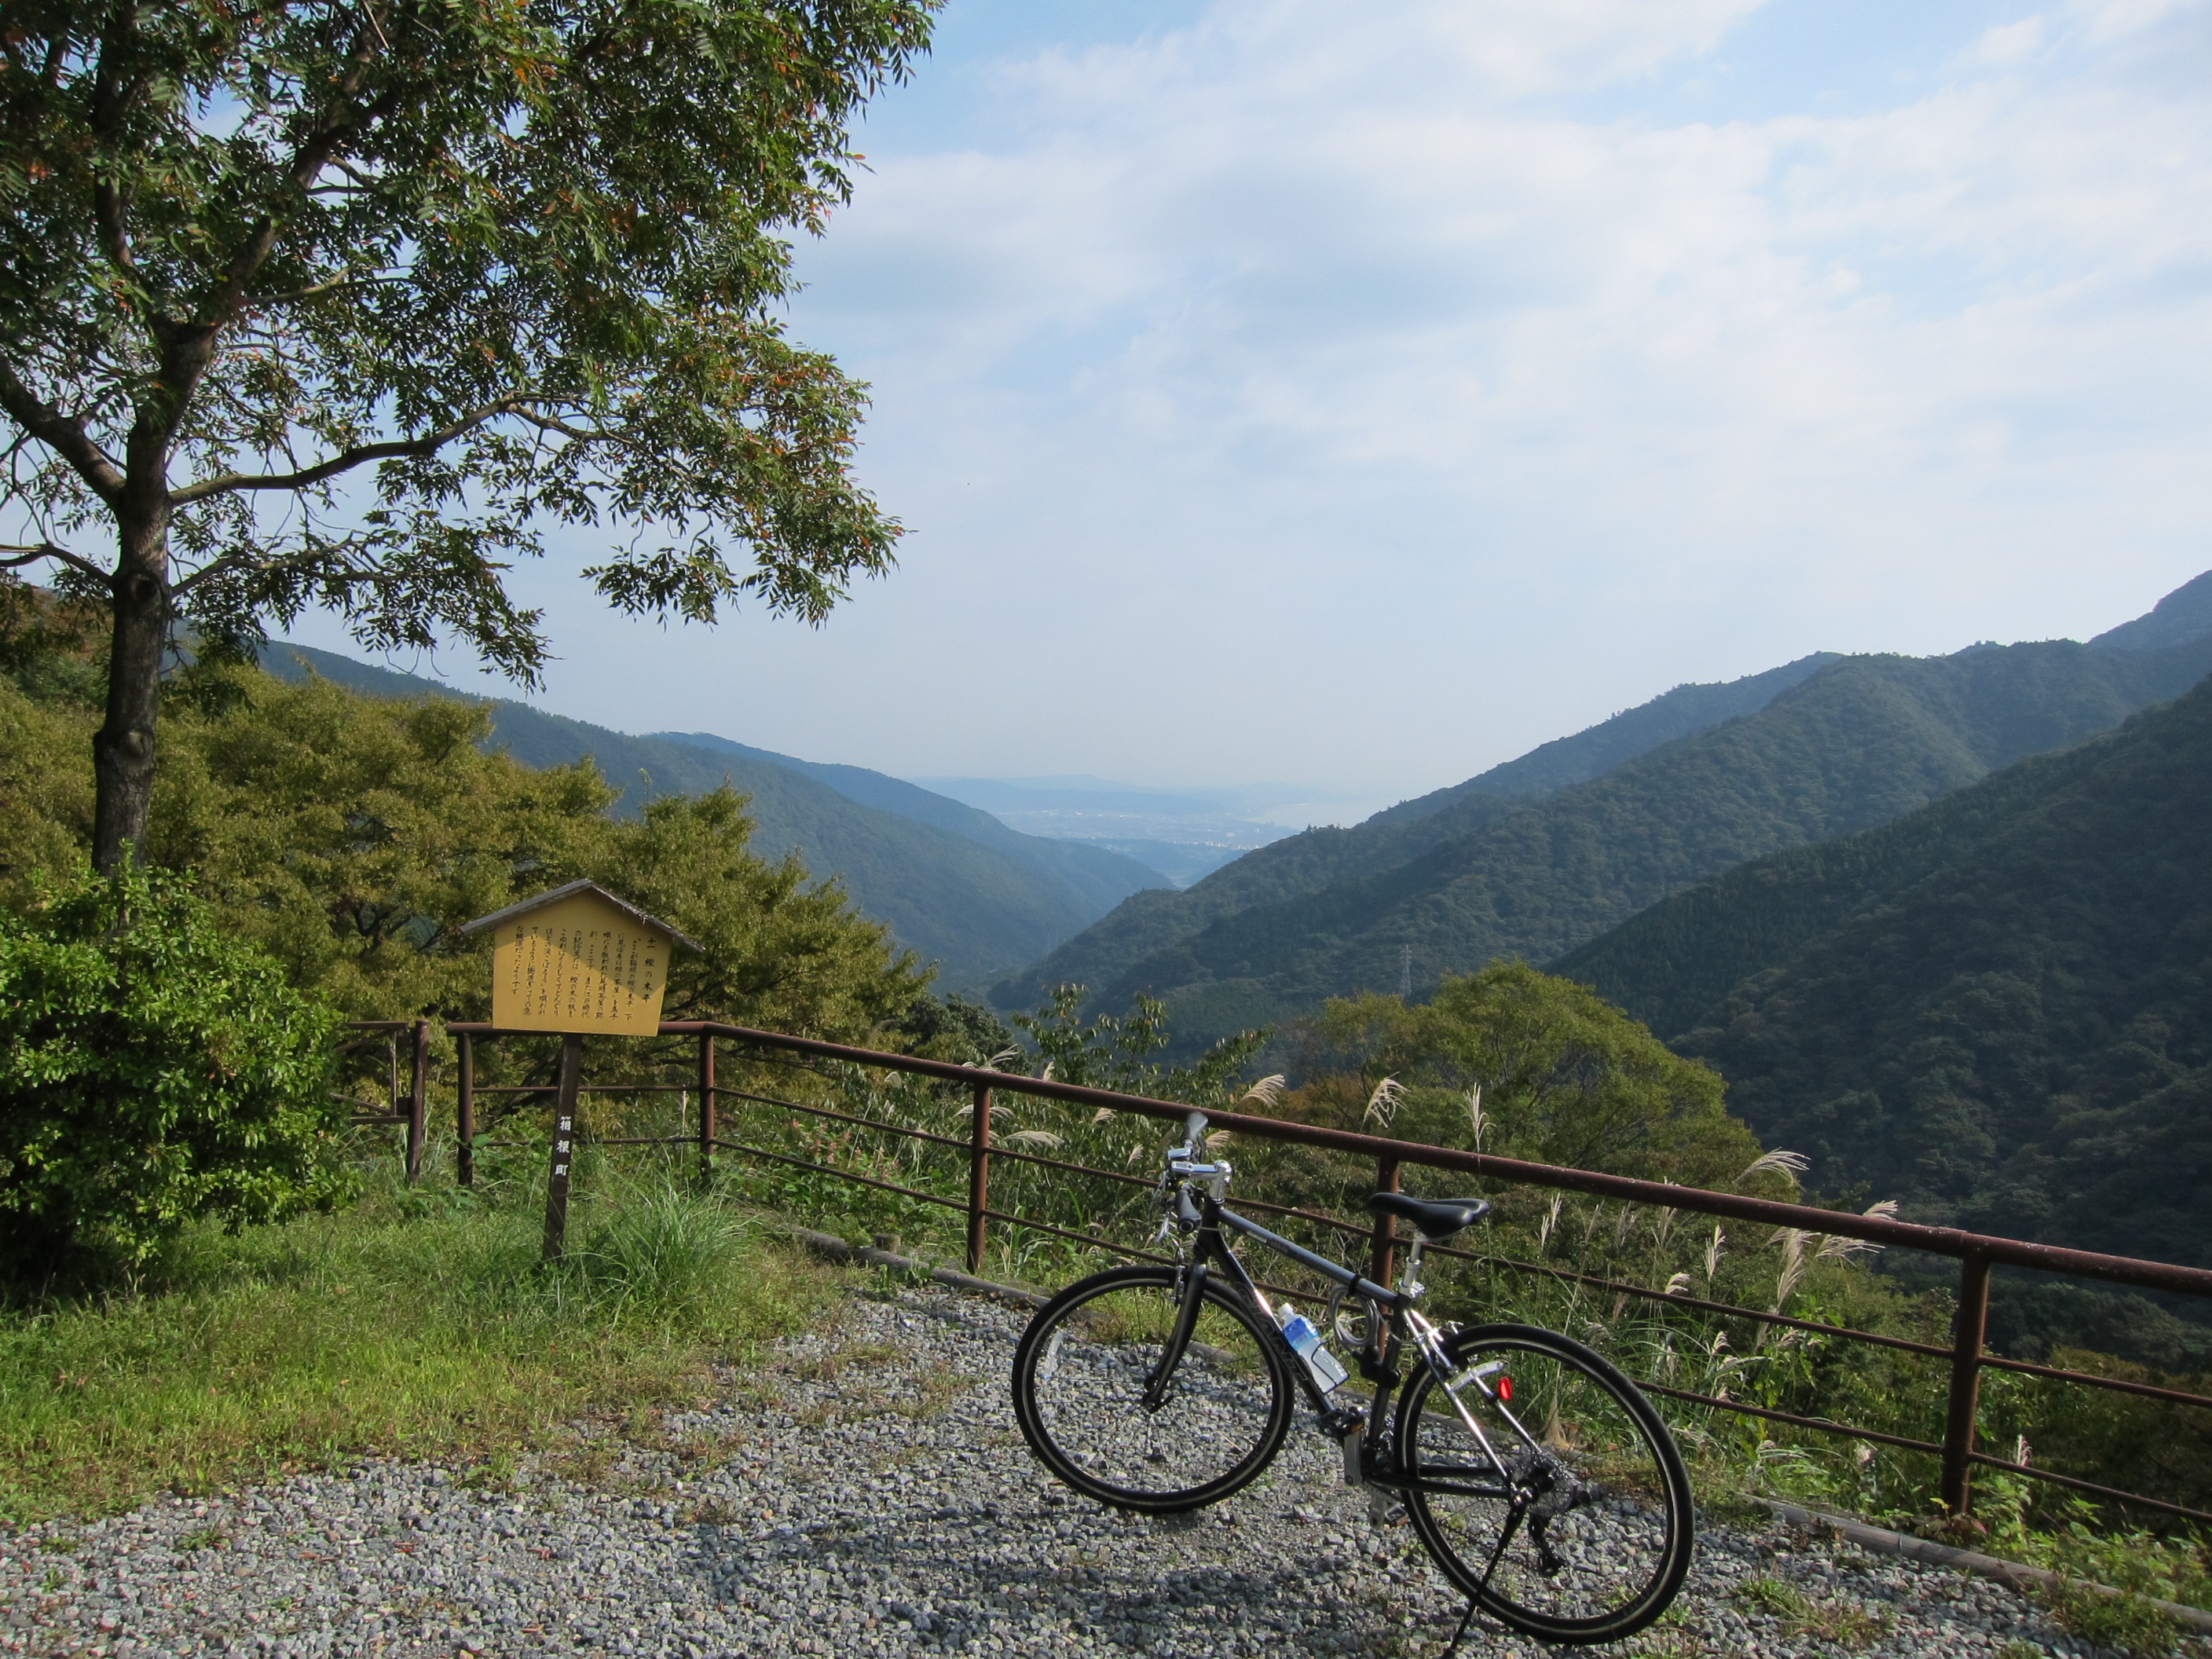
(288, 0, 2212, 820)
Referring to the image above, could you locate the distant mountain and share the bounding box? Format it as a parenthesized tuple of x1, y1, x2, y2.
(2089, 569, 2212, 652)
(263, 646, 1166, 984)
(910, 775, 1314, 889)
(1558, 679, 2212, 1284)
(645, 732, 1164, 917)
(1367, 653, 1841, 826)
(999, 574, 2212, 1053)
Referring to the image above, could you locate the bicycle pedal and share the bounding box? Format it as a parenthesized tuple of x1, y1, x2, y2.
(1366, 1489, 1406, 1526)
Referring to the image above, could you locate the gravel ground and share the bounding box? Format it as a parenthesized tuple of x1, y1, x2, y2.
(1, 1278, 2199, 1659)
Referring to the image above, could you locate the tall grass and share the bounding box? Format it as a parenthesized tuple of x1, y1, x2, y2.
(0, 1159, 833, 1525)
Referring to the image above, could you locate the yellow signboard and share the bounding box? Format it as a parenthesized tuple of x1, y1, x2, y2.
(460, 881, 699, 1035)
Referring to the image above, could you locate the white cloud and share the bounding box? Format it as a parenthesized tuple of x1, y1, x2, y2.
(335, 0, 2212, 801)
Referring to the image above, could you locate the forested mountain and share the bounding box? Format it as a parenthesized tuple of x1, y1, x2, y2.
(1367, 652, 1840, 826)
(265, 646, 1166, 983)
(2089, 568, 2212, 651)
(644, 731, 1155, 917)
(1558, 679, 2212, 1276)
(993, 655, 1848, 1023)
(1000, 579, 2212, 1053)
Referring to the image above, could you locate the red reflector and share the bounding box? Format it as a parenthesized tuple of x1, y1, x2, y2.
(1497, 1375, 1513, 1402)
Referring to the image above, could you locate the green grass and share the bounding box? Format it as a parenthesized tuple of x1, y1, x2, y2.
(0, 1164, 837, 1525)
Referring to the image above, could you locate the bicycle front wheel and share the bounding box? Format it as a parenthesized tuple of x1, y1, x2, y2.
(1011, 1265, 1296, 1514)
(1396, 1323, 1692, 1645)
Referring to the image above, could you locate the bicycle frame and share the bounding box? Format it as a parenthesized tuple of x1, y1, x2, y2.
(1166, 1185, 1533, 1505)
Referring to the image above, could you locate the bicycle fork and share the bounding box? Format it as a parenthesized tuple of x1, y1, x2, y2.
(1141, 1262, 1212, 1412)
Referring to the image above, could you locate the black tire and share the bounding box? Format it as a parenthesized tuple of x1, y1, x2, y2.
(1395, 1323, 1693, 1644)
(1011, 1265, 1297, 1514)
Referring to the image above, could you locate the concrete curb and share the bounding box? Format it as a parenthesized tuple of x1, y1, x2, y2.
(1763, 1500, 2212, 1635)
(787, 1225, 1048, 1309)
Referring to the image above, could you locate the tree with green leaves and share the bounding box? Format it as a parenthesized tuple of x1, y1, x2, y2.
(0, 0, 936, 870)
(3, 658, 928, 1032)
(1304, 964, 1761, 1187)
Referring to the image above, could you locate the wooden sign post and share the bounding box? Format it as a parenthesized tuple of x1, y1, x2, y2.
(460, 881, 700, 1259)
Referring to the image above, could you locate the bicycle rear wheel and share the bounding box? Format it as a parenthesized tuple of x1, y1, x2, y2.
(1012, 1264, 1295, 1514)
(1396, 1323, 1692, 1644)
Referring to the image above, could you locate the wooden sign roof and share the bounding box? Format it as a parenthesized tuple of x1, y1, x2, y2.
(461, 881, 701, 1036)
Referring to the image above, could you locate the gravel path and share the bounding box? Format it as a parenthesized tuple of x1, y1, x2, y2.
(0, 1278, 2192, 1658)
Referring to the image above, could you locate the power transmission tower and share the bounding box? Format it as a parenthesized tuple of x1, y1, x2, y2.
(1400, 944, 1412, 1002)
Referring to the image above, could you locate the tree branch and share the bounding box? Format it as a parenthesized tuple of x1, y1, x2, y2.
(1, 541, 112, 586)
(0, 359, 127, 504)
(195, 27, 404, 338)
(170, 532, 375, 599)
(168, 398, 530, 503)
(246, 272, 406, 309)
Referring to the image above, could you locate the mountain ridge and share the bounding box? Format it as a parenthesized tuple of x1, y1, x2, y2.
(997, 579, 2212, 1052)
(262, 644, 1166, 983)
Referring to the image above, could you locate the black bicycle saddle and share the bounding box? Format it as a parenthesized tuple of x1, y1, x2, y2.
(1368, 1192, 1492, 1240)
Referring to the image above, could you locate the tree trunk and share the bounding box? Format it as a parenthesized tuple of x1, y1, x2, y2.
(91, 504, 171, 873)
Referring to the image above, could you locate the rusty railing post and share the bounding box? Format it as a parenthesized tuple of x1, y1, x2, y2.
(543, 1035, 583, 1261)
(404, 1017, 430, 1185)
(456, 1031, 475, 1187)
(1368, 1156, 1402, 1314)
(698, 1031, 716, 1187)
(1942, 1248, 1994, 1514)
(968, 1081, 992, 1276)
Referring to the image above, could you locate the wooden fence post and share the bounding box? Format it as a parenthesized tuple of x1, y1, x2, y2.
(404, 1018, 430, 1185)
(968, 1081, 993, 1276)
(456, 1031, 475, 1186)
(542, 1035, 583, 1262)
(698, 1032, 716, 1186)
(1941, 1249, 1994, 1514)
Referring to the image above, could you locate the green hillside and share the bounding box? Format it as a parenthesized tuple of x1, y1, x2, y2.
(994, 656, 1847, 1020)
(264, 646, 1166, 984)
(1565, 679, 2212, 1280)
(1368, 651, 1840, 824)
(1002, 621, 2212, 1053)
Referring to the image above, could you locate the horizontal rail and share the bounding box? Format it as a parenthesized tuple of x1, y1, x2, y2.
(1430, 1240, 1958, 1357)
(470, 1082, 693, 1095)
(1639, 1382, 1944, 1456)
(1963, 1452, 2212, 1526)
(643, 1023, 2212, 1301)
(1976, 1353, 2212, 1410)
(709, 1137, 974, 1216)
(717, 1086, 976, 1155)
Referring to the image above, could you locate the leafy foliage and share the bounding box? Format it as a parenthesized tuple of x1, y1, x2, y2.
(1, 661, 927, 1035)
(2, 0, 932, 656)
(0, 861, 346, 1277)
(1001, 635, 2212, 1057)
(1295, 965, 1761, 1185)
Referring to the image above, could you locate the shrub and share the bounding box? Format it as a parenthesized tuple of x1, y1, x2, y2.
(0, 862, 347, 1280)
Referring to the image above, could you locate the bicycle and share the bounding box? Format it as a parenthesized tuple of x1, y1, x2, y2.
(1010, 1111, 1694, 1649)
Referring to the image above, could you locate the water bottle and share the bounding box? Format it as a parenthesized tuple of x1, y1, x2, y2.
(1274, 1303, 1350, 1393)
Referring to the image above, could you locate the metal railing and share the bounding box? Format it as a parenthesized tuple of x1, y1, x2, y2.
(335, 1018, 430, 1182)
(350, 1018, 2212, 1524)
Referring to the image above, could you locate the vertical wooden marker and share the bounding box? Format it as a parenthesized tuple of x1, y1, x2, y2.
(543, 1034, 584, 1261)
